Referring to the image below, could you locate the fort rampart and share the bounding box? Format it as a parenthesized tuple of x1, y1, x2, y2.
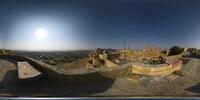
(0, 54, 132, 83)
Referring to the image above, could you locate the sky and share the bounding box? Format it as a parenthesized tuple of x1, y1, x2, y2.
(0, 0, 200, 51)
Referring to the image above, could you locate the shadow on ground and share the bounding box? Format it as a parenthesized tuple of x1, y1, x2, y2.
(0, 70, 114, 97)
(181, 58, 190, 65)
(0, 70, 19, 96)
(0, 56, 115, 97)
(185, 83, 200, 93)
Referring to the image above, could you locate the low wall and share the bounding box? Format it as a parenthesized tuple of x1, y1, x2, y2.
(99, 54, 118, 67)
(166, 55, 182, 63)
(0, 54, 132, 84)
(99, 54, 105, 59)
(104, 59, 118, 67)
(132, 60, 182, 77)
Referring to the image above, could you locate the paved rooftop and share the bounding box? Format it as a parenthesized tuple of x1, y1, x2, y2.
(17, 62, 42, 79)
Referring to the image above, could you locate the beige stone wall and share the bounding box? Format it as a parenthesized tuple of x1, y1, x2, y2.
(99, 54, 105, 59)
(132, 60, 182, 77)
(99, 54, 118, 67)
(120, 47, 166, 61)
(0, 54, 132, 84)
(104, 59, 118, 67)
(166, 54, 182, 63)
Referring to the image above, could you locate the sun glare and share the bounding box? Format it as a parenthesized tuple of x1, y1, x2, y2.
(35, 29, 48, 38)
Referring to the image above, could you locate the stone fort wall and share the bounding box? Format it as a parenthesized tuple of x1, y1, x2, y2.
(0, 54, 132, 83)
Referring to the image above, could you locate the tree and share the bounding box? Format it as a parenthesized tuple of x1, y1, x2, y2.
(168, 46, 184, 56)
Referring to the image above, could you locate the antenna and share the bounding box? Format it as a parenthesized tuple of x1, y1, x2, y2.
(128, 41, 130, 49)
(124, 39, 126, 64)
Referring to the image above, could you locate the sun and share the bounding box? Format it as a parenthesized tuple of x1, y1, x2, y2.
(35, 29, 48, 38)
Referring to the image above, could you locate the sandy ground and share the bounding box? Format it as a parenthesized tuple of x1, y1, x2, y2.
(58, 57, 89, 70)
(0, 57, 200, 96)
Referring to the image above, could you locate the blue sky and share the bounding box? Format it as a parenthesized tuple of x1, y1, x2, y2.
(0, 0, 200, 50)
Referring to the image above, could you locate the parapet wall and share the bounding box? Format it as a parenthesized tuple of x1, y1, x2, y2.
(99, 54, 118, 67)
(104, 59, 118, 67)
(0, 54, 182, 82)
(0, 54, 132, 84)
(166, 55, 182, 63)
(132, 60, 182, 77)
